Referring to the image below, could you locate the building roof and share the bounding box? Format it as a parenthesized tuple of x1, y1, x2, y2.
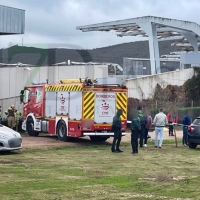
(124, 57, 180, 62)
(77, 16, 200, 52)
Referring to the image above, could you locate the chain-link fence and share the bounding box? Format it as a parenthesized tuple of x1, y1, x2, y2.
(127, 99, 200, 123)
(1, 96, 200, 124)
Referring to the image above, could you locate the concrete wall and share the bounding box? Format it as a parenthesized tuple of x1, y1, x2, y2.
(125, 68, 194, 100)
(0, 65, 108, 116)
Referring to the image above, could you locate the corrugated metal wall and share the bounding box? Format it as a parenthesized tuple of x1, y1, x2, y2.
(0, 5, 25, 34)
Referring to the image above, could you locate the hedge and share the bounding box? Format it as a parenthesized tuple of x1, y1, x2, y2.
(128, 106, 200, 124)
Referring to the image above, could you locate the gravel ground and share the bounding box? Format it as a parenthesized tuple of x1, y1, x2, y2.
(21, 128, 183, 149)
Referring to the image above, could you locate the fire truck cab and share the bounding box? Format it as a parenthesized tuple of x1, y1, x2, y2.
(20, 78, 128, 142)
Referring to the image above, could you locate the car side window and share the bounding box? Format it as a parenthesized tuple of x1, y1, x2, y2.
(35, 88, 43, 103)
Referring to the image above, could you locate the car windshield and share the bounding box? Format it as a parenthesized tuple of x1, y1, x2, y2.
(193, 118, 200, 125)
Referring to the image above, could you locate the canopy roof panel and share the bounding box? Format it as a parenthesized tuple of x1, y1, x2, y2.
(77, 16, 200, 52)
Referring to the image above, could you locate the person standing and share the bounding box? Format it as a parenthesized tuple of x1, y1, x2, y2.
(5, 105, 16, 129)
(14, 109, 20, 131)
(153, 108, 168, 148)
(167, 108, 178, 136)
(144, 110, 152, 147)
(131, 110, 141, 154)
(137, 106, 147, 147)
(111, 109, 123, 153)
(182, 110, 191, 146)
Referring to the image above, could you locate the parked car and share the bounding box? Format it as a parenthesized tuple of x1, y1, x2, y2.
(0, 124, 22, 151)
(187, 117, 200, 149)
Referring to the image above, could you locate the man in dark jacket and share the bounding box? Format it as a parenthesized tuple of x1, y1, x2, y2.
(111, 109, 123, 153)
(137, 106, 147, 147)
(131, 110, 141, 154)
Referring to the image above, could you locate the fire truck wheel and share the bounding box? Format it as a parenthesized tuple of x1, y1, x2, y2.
(90, 136, 109, 142)
(57, 120, 70, 141)
(26, 118, 39, 137)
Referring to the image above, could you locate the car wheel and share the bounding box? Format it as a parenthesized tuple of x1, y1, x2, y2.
(56, 120, 70, 141)
(188, 142, 197, 149)
(90, 136, 109, 142)
(26, 118, 39, 137)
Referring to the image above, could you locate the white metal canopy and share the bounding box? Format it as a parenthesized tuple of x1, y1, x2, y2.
(77, 16, 200, 74)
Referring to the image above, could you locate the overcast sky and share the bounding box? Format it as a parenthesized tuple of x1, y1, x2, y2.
(0, 0, 200, 49)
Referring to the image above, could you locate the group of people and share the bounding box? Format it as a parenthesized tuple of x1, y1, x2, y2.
(111, 106, 153, 153)
(0, 105, 21, 131)
(111, 106, 192, 154)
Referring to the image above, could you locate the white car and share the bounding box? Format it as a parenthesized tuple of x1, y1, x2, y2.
(0, 124, 22, 151)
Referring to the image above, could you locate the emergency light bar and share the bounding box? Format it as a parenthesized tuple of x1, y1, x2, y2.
(31, 81, 47, 85)
(59, 78, 97, 84)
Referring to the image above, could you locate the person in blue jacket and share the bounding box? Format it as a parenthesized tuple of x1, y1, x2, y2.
(182, 110, 192, 146)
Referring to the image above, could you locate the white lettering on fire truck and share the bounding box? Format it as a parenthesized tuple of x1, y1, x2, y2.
(96, 94, 115, 98)
(95, 92, 116, 123)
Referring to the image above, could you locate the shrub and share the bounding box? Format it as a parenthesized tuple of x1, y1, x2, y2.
(178, 107, 200, 122)
(127, 96, 200, 123)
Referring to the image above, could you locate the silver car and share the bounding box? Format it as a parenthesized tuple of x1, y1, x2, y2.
(0, 124, 22, 151)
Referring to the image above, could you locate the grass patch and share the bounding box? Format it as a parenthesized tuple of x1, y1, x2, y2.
(0, 140, 200, 200)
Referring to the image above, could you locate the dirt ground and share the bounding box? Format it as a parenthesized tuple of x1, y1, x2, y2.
(21, 129, 183, 149)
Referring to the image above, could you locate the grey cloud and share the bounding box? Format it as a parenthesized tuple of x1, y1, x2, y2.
(1, 0, 200, 49)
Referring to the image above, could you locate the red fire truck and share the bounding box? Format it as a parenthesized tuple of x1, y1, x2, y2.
(20, 78, 128, 142)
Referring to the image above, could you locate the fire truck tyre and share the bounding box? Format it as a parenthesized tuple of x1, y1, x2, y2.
(57, 120, 70, 142)
(26, 118, 39, 137)
(90, 136, 109, 142)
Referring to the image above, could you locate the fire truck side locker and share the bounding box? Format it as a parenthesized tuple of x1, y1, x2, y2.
(67, 91, 82, 137)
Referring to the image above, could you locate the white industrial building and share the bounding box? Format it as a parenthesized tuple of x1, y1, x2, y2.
(0, 64, 108, 116)
(0, 63, 195, 116)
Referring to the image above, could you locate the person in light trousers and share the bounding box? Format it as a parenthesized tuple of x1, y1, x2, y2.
(153, 108, 168, 148)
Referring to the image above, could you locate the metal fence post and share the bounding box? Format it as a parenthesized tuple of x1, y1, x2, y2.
(191, 100, 193, 122)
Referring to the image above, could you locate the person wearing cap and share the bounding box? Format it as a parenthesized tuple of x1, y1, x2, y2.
(131, 110, 141, 154)
(111, 108, 123, 153)
(137, 106, 147, 147)
(5, 105, 16, 129)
